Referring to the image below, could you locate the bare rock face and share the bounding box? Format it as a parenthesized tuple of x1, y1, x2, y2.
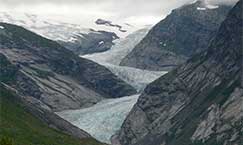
(58, 30, 119, 55)
(0, 22, 136, 112)
(120, 1, 232, 71)
(118, 1, 243, 145)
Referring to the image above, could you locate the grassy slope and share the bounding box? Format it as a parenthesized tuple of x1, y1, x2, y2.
(0, 86, 106, 145)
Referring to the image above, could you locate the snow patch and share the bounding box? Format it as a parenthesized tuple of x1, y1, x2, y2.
(99, 41, 104, 45)
(197, 7, 207, 10)
(206, 5, 219, 9)
(160, 42, 167, 47)
(68, 37, 78, 42)
(197, 5, 218, 10)
(0, 25, 4, 29)
(56, 94, 140, 144)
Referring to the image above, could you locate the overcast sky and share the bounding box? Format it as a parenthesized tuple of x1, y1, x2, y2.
(0, 0, 239, 26)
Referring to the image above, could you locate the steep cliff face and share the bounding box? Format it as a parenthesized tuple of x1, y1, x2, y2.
(118, 1, 243, 145)
(0, 22, 136, 112)
(120, 1, 232, 71)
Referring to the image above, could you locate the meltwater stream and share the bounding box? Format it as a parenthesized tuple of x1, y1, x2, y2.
(56, 94, 140, 144)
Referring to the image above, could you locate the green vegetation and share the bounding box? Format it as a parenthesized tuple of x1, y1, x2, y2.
(0, 86, 106, 145)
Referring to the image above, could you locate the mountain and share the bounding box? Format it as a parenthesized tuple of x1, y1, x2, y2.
(0, 12, 137, 55)
(117, 1, 243, 145)
(0, 22, 138, 139)
(120, 0, 232, 71)
(0, 85, 106, 145)
(0, 22, 137, 110)
(83, 27, 150, 65)
(82, 27, 169, 93)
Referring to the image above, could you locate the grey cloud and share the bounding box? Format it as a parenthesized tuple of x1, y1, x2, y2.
(0, 0, 239, 22)
(0, 0, 238, 7)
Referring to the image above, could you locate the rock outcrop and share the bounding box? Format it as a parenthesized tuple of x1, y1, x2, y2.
(118, 1, 243, 145)
(120, 1, 232, 71)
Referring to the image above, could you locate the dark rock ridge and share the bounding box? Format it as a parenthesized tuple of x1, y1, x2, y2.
(0, 22, 137, 112)
(96, 19, 127, 32)
(59, 30, 119, 55)
(120, 0, 232, 71)
(118, 1, 243, 145)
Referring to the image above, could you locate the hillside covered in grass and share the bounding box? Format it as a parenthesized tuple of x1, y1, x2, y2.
(0, 86, 106, 145)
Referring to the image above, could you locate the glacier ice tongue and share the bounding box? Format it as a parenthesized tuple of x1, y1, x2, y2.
(102, 63, 167, 92)
(82, 27, 150, 65)
(56, 94, 140, 144)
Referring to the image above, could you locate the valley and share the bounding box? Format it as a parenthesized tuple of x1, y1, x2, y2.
(0, 0, 242, 145)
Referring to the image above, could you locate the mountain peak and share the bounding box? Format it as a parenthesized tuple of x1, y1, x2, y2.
(120, 0, 231, 71)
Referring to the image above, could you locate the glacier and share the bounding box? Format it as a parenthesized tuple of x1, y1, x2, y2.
(81, 27, 168, 92)
(56, 64, 167, 144)
(0, 12, 140, 40)
(102, 63, 167, 92)
(65, 28, 168, 143)
(82, 27, 150, 65)
(52, 23, 167, 144)
(56, 94, 140, 144)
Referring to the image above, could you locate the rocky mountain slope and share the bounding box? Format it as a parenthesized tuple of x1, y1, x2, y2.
(0, 12, 137, 55)
(117, 1, 243, 145)
(120, 0, 232, 71)
(0, 22, 137, 110)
